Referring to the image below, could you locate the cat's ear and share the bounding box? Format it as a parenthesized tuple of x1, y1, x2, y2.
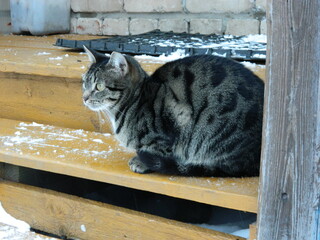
(83, 45, 107, 64)
(109, 52, 129, 76)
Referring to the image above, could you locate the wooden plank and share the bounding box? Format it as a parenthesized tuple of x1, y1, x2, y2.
(0, 34, 265, 79)
(0, 36, 163, 78)
(0, 180, 244, 240)
(249, 223, 257, 240)
(0, 34, 106, 48)
(257, 0, 320, 239)
(0, 72, 110, 132)
(0, 118, 258, 213)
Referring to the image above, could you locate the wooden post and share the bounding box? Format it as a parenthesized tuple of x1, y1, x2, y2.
(257, 0, 320, 239)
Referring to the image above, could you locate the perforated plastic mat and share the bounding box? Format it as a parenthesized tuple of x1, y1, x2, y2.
(55, 30, 266, 61)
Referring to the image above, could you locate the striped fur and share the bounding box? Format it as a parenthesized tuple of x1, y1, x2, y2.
(82, 48, 264, 177)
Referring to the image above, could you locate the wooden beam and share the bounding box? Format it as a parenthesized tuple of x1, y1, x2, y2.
(0, 118, 259, 213)
(249, 223, 257, 240)
(0, 180, 244, 240)
(0, 72, 109, 132)
(257, 0, 320, 239)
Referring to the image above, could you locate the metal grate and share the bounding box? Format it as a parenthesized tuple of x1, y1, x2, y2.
(55, 30, 266, 61)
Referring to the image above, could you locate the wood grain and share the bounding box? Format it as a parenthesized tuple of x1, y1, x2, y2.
(0, 72, 111, 132)
(0, 118, 259, 213)
(257, 0, 320, 239)
(0, 180, 245, 240)
(249, 222, 257, 240)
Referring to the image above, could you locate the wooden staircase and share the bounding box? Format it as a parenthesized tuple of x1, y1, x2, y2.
(0, 34, 265, 239)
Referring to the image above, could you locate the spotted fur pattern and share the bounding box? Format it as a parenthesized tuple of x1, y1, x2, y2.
(82, 47, 264, 177)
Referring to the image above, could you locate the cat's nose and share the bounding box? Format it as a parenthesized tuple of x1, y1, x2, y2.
(83, 96, 89, 103)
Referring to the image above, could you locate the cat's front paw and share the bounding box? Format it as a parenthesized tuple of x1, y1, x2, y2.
(128, 156, 151, 174)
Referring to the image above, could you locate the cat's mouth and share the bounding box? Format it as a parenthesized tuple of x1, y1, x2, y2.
(84, 99, 117, 111)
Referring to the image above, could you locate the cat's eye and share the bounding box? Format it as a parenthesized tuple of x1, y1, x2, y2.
(96, 83, 105, 91)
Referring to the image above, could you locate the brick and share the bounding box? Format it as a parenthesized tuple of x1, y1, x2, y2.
(159, 19, 188, 33)
(256, 0, 267, 11)
(129, 18, 158, 35)
(2, 0, 10, 11)
(226, 19, 260, 35)
(260, 19, 267, 35)
(186, 0, 253, 13)
(71, 0, 123, 13)
(190, 19, 223, 34)
(76, 18, 102, 35)
(124, 0, 182, 13)
(102, 18, 129, 35)
(0, 13, 11, 34)
(70, 17, 78, 33)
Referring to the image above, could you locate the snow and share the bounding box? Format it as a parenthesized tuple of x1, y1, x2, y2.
(0, 202, 30, 233)
(135, 49, 266, 71)
(198, 223, 249, 238)
(48, 56, 63, 61)
(130, 34, 266, 51)
(80, 224, 86, 232)
(92, 139, 104, 144)
(241, 34, 267, 43)
(0, 202, 57, 239)
(252, 53, 266, 59)
(134, 49, 186, 62)
(0, 121, 128, 163)
(36, 52, 51, 56)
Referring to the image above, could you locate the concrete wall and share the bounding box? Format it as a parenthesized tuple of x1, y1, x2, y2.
(71, 0, 267, 36)
(0, 0, 11, 33)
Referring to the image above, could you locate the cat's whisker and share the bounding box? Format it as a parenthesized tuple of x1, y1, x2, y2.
(100, 108, 115, 132)
(96, 110, 103, 132)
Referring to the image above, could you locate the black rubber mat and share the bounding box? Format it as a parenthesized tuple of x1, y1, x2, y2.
(55, 30, 266, 61)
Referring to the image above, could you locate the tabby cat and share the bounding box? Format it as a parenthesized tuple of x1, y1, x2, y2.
(82, 46, 264, 177)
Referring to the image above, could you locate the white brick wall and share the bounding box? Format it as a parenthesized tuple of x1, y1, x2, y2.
(190, 19, 223, 34)
(71, 0, 123, 12)
(0, 12, 11, 34)
(186, 0, 253, 13)
(256, 0, 267, 11)
(260, 19, 267, 35)
(0, 0, 11, 33)
(226, 19, 260, 35)
(71, 0, 267, 36)
(76, 18, 102, 35)
(124, 0, 182, 13)
(2, 0, 10, 11)
(102, 18, 129, 35)
(159, 19, 188, 33)
(130, 18, 158, 35)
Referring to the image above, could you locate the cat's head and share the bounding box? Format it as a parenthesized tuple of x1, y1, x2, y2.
(82, 46, 142, 111)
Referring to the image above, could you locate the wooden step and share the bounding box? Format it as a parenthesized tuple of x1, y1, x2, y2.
(0, 118, 259, 213)
(0, 180, 245, 240)
(0, 34, 266, 132)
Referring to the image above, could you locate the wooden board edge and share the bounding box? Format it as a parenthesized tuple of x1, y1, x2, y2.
(249, 222, 257, 240)
(0, 153, 258, 214)
(0, 180, 244, 240)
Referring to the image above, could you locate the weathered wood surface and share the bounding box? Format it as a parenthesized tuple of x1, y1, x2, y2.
(257, 0, 320, 239)
(0, 180, 245, 240)
(249, 222, 257, 240)
(0, 118, 259, 213)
